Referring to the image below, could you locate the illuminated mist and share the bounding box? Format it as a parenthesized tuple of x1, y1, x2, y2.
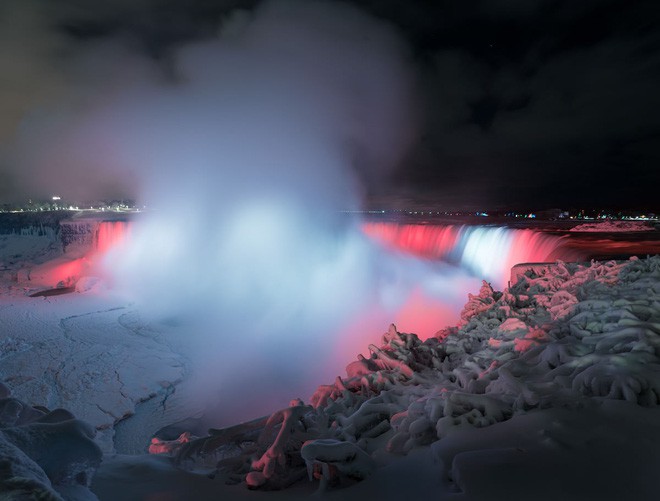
(16, 0, 482, 424)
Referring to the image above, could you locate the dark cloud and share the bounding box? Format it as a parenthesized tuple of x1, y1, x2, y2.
(387, 0, 660, 210)
(0, 0, 658, 209)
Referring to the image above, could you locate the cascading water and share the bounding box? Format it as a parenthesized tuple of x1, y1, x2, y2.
(96, 219, 583, 294)
(95, 221, 132, 254)
(362, 222, 584, 288)
(96, 221, 581, 292)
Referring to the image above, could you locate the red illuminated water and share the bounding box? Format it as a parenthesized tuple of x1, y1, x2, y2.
(95, 221, 131, 254)
(362, 222, 584, 288)
(78, 220, 656, 294)
(362, 223, 461, 259)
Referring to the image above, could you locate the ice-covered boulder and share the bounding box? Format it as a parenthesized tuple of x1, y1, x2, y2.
(301, 439, 375, 489)
(0, 388, 102, 500)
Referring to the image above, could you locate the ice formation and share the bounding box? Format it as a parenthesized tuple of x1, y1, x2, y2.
(0, 383, 102, 500)
(569, 220, 656, 232)
(0, 217, 132, 291)
(150, 255, 660, 492)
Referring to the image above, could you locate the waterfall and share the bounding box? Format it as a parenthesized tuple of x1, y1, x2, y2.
(94, 221, 132, 254)
(362, 222, 583, 288)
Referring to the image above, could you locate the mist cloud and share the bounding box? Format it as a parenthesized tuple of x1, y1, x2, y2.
(6, 0, 478, 423)
(90, 0, 465, 421)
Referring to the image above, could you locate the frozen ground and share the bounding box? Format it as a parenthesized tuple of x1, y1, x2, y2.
(0, 292, 195, 454)
(1, 232, 198, 455)
(1, 228, 660, 500)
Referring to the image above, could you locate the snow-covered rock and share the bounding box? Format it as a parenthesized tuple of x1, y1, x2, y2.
(162, 256, 660, 494)
(0, 387, 102, 500)
(301, 438, 376, 489)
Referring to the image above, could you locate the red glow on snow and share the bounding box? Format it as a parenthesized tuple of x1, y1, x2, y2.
(148, 432, 193, 455)
(39, 257, 89, 287)
(513, 328, 546, 353)
(52, 258, 85, 283)
(488, 338, 502, 348)
(31, 221, 133, 289)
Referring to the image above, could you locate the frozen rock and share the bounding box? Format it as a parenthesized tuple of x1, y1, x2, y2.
(149, 432, 194, 455)
(0, 435, 63, 501)
(247, 402, 314, 489)
(301, 439, 375, 489)
(0, 387, 102, 500)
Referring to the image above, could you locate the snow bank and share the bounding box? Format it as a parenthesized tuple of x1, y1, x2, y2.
(157, 256, 660, 494)
(0, 383, 102, 500)
(0, 233, 61, 274)
(569, 220, 656, 232)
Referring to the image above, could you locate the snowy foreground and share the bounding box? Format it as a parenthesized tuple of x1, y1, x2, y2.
(2, 255, 660, 500)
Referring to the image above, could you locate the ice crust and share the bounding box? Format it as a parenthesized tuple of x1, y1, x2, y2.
(159, 256, 660, 492)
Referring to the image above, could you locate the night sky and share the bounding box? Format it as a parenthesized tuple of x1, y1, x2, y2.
(0, 0, 658, 211)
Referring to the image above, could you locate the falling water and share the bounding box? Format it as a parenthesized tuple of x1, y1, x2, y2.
(362, 222, 583, 288)
(95, 221, 132, 254)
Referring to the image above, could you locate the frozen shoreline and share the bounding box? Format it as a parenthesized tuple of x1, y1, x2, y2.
(0, 293, 190, 453)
